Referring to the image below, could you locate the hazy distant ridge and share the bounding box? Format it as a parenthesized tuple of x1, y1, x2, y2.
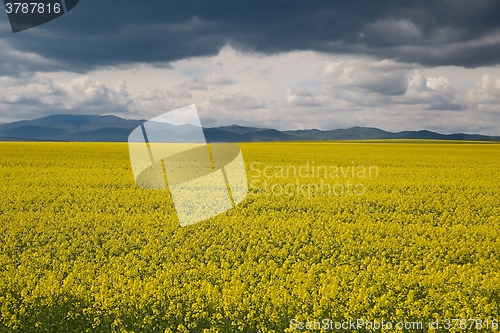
(0, 114, 498, 142)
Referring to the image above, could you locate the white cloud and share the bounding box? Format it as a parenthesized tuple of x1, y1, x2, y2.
(398, 70, 462, 110)
(0, 74, 179, 120)
(0, 47, 499, 135)
(322, 58, 412, 95)
(61, 76, 130, 108)
(426, 76, 454, 94)
(467, 74, 500, 104)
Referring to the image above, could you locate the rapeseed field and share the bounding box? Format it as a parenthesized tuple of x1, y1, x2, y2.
(0, 142, 499, 332)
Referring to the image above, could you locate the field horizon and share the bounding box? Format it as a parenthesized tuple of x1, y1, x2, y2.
(1, 114, 499, 143)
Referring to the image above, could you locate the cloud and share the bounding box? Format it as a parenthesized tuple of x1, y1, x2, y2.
(208, 92, 265, 110)
(322, 58, 412, 96)
(319, 58, 465, 111)
(464, 74, 500, 117)
(60, 76, 130, 108)
(164, 87, 192, 98)
(3, 0, 500, 74)
(0, 74, 188, 120)
(180, 80, 208, 91)
(365, 19, 421, 45)
(286, 88, 324, 107)
(0, 40, 61, 75)
(0, 52, 499, 135)
(180, 73, 237, 90)
(198, 73, 237, 85)
(467, 74, 500, 104)
(398, 71, 463, 111)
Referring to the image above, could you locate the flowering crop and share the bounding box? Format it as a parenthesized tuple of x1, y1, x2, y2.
(0, 142, 499, 332)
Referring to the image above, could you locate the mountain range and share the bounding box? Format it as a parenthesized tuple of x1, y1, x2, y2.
(0, 114, 498, 142)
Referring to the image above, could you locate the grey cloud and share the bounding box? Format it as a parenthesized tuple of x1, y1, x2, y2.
(180, 73, 236, 91)
(165, 87, 192, 99)
(180, 80, 208, 91)
(198, 73, 236, 85)
(2, 0, 500, 74)
(366, 20, 421, 45)
(208, 92, 265, 110)
(286, 88, 324, 107)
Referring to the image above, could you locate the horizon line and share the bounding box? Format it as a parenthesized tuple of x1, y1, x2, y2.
(0, 113, 498, 137)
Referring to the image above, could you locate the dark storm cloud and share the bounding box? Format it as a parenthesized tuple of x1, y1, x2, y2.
(2, 0, 500, 73)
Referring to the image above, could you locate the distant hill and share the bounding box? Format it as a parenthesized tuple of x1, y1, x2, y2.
(0, 115, 145, 142)
(0, 114, 498, 142)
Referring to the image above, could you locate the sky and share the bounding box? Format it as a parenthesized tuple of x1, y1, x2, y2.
(1, 0, 500, 134)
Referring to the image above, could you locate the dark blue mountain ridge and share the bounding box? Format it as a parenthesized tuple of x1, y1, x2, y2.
(0, 114, 498, 142)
